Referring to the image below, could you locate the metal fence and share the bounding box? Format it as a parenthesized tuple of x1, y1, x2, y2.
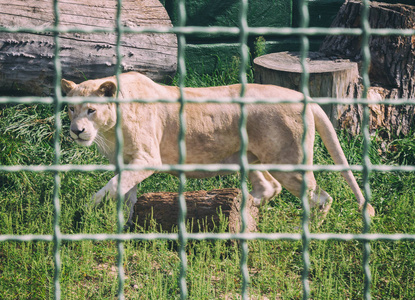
(1, 0, 415, 299)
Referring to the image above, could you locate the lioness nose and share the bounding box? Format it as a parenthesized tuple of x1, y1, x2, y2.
(72, 128, 85, 136)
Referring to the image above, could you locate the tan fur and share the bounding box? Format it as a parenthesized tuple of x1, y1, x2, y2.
(62, 72, 375, 225)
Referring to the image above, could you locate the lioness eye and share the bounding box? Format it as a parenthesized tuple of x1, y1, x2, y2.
(69, 106, 74, 112)
(87, 108, 96, 115)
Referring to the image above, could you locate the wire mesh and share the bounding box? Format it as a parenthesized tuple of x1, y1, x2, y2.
(0, 0, 414, 299)
(297, 1, 311, 297)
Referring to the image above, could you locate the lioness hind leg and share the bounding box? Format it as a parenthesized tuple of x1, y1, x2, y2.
(309, 185, 333, 227)
(249, 171, 282, 206)
(269, 171, 333, 216)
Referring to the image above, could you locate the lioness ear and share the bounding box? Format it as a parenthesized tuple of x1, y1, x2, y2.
(97, 81, 117, 97)
(61, 79, 77, 95)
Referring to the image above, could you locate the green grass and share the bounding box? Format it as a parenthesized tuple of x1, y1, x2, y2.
(1, 69, 415, 299)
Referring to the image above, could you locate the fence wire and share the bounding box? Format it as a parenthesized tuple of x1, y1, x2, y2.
(0, 0, 414, 299)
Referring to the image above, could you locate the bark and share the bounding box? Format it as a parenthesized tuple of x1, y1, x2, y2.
(320, 0, 415, 135)
(0, 0, 177, 95)
(132, 188, 259, 233)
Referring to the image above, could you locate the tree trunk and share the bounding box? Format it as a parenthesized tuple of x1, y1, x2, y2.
(132, 188, 259, 233)
(320, 0, 415, 136)
(254, 51, 362, 132)
(0, 0, 177, 95)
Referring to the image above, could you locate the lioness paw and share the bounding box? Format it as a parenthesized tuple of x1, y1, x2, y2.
(361, 203, 376, 217)
(91, 189, 106, 206)
(252, 197, 262, 207)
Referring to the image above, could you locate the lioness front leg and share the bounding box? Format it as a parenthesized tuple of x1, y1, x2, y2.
(124, 186, 137, 228)
(91, 183, 138, 227)
(91, 162, 156, 225)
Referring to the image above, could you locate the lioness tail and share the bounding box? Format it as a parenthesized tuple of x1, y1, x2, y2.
(311, 104, 375, 216)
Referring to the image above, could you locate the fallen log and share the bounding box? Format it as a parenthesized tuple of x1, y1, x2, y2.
(0, 0, 177, 95)
(320, 0, 415, 136)
(132, 188, 259, 233)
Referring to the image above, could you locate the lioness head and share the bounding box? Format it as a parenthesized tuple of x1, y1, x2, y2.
(61, 78, 117, 146)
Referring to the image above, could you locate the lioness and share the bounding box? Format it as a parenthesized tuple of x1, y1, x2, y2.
(61, 72, 375, 226)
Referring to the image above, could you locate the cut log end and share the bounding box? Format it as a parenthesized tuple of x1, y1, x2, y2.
(132, 188, 259, 233)
(254, 51, 361, 130)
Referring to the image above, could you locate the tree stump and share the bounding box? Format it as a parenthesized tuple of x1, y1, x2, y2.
(320, 0, 415, 136)
(254, 51, 361, 131)
(0, 0, 177, 95)
(132, 188, 259, 233)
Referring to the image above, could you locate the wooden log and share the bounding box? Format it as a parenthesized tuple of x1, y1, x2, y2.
(320, 0, 415, 92)
(319, 0, 415, 136)
(254, 51, 361, 132)
(0, 0, 177, 95)
(132, 188, 259, 233)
